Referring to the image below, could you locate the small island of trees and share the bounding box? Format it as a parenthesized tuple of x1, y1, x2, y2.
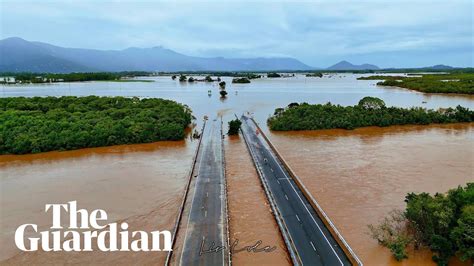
(267, 97, 473, 131)
(232, 77, 251, 83)
(267, 72, 281, 78)
(0, 96, 192, 154)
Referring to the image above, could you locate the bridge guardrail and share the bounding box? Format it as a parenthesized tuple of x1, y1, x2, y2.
(250, 117, 363, 266)
(165, 120, 206, 266)
(239, 116, 302, 266)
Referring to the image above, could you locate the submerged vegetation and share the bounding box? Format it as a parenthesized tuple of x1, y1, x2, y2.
(232, 77, 251, 83)
(358, 73, 474, 94)
(227, 119, 242, 135)
(369, 183, 474, 265)
(0, 96, 192, 154)
(267, 72, 281, 78)
(305, 72, 323, 77)
(267, 97, 473, 131)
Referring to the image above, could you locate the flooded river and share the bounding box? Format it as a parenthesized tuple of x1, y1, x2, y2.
(1, 74, 473, 264)
(0, 141, 197, 264)
(269, 123, 473, 265)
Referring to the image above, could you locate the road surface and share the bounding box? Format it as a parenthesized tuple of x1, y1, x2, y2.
(178, 118, 229, 266)
(240, 115, 351, 266)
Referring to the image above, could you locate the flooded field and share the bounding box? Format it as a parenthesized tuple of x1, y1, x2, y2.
(2, 74, 473, 129)
(1, 74, 473, 264)
(225, 136, 290, 265)
(0, 140, 197, 264)
(269, 123, 474, 265)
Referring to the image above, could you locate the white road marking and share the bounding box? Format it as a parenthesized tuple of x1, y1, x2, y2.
(250, 121, 344, 266)
(296, 214, 301, 222)
(270, 168, 274, 172)
(310, 241, 316, 251)
(285, 194, 289, 200)
(277, 180, 280, 184)
(180, 120, 228, 265)
(274, 156, 344, 265)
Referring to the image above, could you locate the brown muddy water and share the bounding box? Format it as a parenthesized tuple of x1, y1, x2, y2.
(268, 123, 474, 266)
(0, 140, 197, 264)
(225, 136, 291, 265)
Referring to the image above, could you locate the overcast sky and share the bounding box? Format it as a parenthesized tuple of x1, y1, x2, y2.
(1, 0, 472, 68)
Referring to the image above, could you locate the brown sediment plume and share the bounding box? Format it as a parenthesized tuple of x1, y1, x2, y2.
(0, 140, 197, 264)
(268, 123, 474, 266)
(225, 136, 291, 265)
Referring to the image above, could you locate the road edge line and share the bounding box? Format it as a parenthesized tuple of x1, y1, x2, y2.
(250, 117, 363, 266)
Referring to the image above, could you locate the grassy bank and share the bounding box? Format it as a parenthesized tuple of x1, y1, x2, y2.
(267, 97, 473, 131)
(358, 73, 474, 94)
(0, 96, 192, 154)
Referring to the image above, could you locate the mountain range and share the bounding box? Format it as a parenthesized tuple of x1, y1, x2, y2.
(0, 37, 456, 73)
(0, 37, 312, 72)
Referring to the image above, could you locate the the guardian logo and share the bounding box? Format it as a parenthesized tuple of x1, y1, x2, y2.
(15, 201, 172, 252)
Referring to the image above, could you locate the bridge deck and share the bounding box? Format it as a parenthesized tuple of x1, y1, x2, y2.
(240, 115, 351, 266)
(176, 118, 229, 266)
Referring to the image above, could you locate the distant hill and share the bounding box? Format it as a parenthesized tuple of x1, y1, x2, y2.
(0, 37, 313, 73)
(424, 64, 454, 70)
(327, 60, 379, 70)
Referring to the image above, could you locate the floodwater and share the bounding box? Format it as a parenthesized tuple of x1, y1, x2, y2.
(0, 140, 197, 264)
(269, 123, 474, 265)
(2, 74, 473, 129)
(1, 74, 473, 264)
(225, 136, 291, 265)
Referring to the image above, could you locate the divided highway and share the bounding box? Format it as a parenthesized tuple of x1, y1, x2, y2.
(176, 118, 229, 266)
(240, 115, 352, 266)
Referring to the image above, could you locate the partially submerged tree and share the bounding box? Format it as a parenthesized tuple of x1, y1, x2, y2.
(368, 210, 413, 261)
(267, 72, 281, 78)
(369, 183, 474, 265)
(232, 77, 250, 83)
(228, 119, 242, 135)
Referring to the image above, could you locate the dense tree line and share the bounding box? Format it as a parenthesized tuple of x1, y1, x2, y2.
(267, 97, 474, 131)
(1, 71, 153, 83)
(0, 96, 192, 154)
(358, 73, 474, 94)
(369, 183, 473, 265)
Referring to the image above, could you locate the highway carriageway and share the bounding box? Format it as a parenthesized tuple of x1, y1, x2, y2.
(169, 117, 230, 266)
(240, 115, 360, 266)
